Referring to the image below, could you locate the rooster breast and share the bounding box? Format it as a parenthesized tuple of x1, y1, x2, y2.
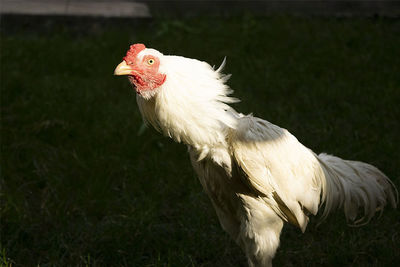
(188, 146, 243, 240)
(188, 132, 286, 266)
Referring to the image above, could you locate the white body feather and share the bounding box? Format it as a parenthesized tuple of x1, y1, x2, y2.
(134, 49, 398, 267)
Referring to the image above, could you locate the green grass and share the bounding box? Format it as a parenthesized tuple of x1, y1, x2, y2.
(1, 15, 400, 266)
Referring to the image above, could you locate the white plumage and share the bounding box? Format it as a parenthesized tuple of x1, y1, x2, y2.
(115, 46, 398, 267)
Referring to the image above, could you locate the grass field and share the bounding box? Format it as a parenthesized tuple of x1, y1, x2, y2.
(1, 15, 400, 266)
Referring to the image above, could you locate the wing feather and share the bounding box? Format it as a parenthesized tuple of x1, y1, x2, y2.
(230, 115, 325, 232)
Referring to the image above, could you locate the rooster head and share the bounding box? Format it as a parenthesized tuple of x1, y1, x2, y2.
(114, 43, 166, 98)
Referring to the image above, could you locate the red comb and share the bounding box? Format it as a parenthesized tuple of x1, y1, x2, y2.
(123, 43, 146, 63)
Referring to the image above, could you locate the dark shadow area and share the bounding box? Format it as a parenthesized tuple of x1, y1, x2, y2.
(144, 0, 400, 18)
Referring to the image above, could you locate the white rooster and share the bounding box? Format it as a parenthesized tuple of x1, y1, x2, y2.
(114, 44, 398, 267)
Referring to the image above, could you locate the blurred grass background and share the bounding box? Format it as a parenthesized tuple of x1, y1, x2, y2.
(1, 15, 400, 266)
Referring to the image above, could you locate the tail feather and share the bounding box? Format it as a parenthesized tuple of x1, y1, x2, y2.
(317, 153, 398, 225)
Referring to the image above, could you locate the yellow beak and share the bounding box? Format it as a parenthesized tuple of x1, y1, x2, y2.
(114, 61, 133, 75)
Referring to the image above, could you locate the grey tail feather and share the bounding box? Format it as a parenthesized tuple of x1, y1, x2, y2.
(317, 153, 398, 226)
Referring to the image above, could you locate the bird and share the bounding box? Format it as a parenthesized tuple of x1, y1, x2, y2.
(114, 43, 398, 267)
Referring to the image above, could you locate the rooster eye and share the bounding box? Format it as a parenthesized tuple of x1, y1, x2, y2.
(147, 58, 155, 65)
